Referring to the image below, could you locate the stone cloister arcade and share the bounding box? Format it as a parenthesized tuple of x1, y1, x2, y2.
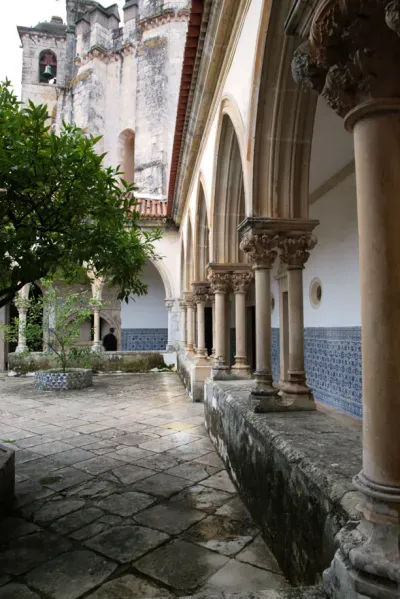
(173, 0, 400, 597)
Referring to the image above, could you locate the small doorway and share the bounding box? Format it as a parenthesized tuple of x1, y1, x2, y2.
(205, 306, 213, 356)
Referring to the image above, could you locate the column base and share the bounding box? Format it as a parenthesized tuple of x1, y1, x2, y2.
(15, 345, 27, 354)
(231, 360, 252, 379)
(211, 360, 231, 380)
(91, 343, 101, 353)
(323, 487, 400, 599)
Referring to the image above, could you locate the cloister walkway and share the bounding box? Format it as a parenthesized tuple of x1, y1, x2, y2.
(0, 373, 288, 598)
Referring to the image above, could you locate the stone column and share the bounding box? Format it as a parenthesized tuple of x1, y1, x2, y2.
(184, 293, 195, 354)
(240, 232, 280, 411)
(192, 283, 209, 359)
(179, 300, 187, 348)
(231, 270, 253, 377)
(165, 299, 175, 351)
(278, 235, 316, 410)
(207, 269, 231, 373)
(15, 284, 30, 354)
(91, 278, 104, 353)
(292, 4, 400, 597)
(211, 297, 216, 357)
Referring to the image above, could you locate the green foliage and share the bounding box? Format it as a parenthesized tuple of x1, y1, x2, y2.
(0, 80, 162, 308)
(1, 284, 101, 373)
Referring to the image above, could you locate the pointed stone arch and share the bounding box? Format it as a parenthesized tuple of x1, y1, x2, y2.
(251, 0, 317, 218)
(194, 179, 210, 282)
(212, 113, 246, 264)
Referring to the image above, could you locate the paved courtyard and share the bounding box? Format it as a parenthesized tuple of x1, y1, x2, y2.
(0, 373, 288, 598)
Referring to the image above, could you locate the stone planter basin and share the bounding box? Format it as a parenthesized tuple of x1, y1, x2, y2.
(34, 368, 92, 391)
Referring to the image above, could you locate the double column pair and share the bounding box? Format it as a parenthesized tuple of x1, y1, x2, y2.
(239, 221, 317, 413)
(207, 266, 253, 376)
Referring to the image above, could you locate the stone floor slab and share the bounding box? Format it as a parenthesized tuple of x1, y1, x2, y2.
(135, 539, 229, 592)
(182, 515, 257, 556)
(86, 574, 174, 599)
(134, 453, 182, 472)
(0, 518, 38, 542)
(75, 456, 124, 475)
(51, 507, 104, 535)
(0, 531, 72, 575)
(33, 498, 86, 524)
(200, 559, 288, 594)
(30, 441, 75, 457)
(85, 525, 169, 563)
(194, 452, 225, 469)
(104, 464, 155, 485)
(132, 473, 192, 498)
(214, 496, 253, 523)
(165, 461, 221, 482)
(0, 583, 41, 599)
(236, 535, 282, 573)
(134, 502, 207, 534)
(200, 471, 237, 493)
(95, 491, 155, 516)
(170, 485, 235, 513)
(26, 550, 117, 599)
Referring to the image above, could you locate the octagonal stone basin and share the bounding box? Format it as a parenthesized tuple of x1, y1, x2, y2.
(34, 368, 93, 391)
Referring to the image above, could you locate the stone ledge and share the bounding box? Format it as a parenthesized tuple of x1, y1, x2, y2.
(0, 444, 15, 519)
(204, 380, 363, 586)
(178, 588, 326, 599)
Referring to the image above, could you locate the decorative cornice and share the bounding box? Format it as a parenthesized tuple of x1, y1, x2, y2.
(138, 8, 190, 33)
(292, 0, 400, 118)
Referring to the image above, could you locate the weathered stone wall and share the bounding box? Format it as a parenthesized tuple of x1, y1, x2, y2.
(204, 380, 363, 586)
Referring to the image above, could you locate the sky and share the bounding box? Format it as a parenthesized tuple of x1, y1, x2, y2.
(0, 0, 125, 97)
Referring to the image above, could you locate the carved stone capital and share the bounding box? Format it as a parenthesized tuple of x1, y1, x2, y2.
(292, 1, 400, 118)
(207, 270, 231, 294)
(278, 235, 317, 268)
(231, 270, 254, 293)
(240, 232, 280, 268)
(192, 282, 209, 304)
(179, 299, 187, 311)
(183, 292, 195, 309)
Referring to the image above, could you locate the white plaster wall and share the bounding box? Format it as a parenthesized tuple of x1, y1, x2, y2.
(304, 174, 360, 327)
(152, 229, 181, 299)
(121, 260, 168, 328)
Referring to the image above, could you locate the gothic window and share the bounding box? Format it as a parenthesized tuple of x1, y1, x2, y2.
(39, 50, 57, 84)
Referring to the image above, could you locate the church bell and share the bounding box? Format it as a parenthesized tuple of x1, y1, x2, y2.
(43, 65, 53, 79)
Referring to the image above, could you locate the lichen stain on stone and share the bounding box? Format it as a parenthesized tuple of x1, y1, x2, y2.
(71, 69, 93, 87)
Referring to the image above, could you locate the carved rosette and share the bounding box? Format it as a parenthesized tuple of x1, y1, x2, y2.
(207, 270, 231, 294)
(192, 284, 209, 305)
(278, 235, 317, 268)
(239, 232, 280, 268)
(292, 0, 400, 118)
(231, 271, 254, 294)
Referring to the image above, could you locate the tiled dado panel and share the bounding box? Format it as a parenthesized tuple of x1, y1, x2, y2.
(121, 329, 168, 351)
(271, 327, 362, 419)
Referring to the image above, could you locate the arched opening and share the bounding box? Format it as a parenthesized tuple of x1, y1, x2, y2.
(120, 260, 168, 350)
(39, 50, 57, 84)
(213, 114, 245, 263)
(195, 184, 210, 281)
(185, 218, 194, 291)
(118, 129, 135, 184)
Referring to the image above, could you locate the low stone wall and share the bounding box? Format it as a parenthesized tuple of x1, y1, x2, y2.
(177, 351, 211, 402)
(0, 445, 15, 519)
(204, 380, 362, 587)
(8, 351, 174, 374)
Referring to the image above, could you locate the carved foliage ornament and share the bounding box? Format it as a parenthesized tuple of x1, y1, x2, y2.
(231, 271, 254, 293)
(207, 270, 231, 293)
(239, 232, 280, 267)
(278, 236, 317, 267)
(165, 300, 175, 311)
(292, 0, 400, 118)
(192, 284, 209, 304)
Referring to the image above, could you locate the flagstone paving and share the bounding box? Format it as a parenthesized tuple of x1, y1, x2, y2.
(0, 373, 288, 598)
